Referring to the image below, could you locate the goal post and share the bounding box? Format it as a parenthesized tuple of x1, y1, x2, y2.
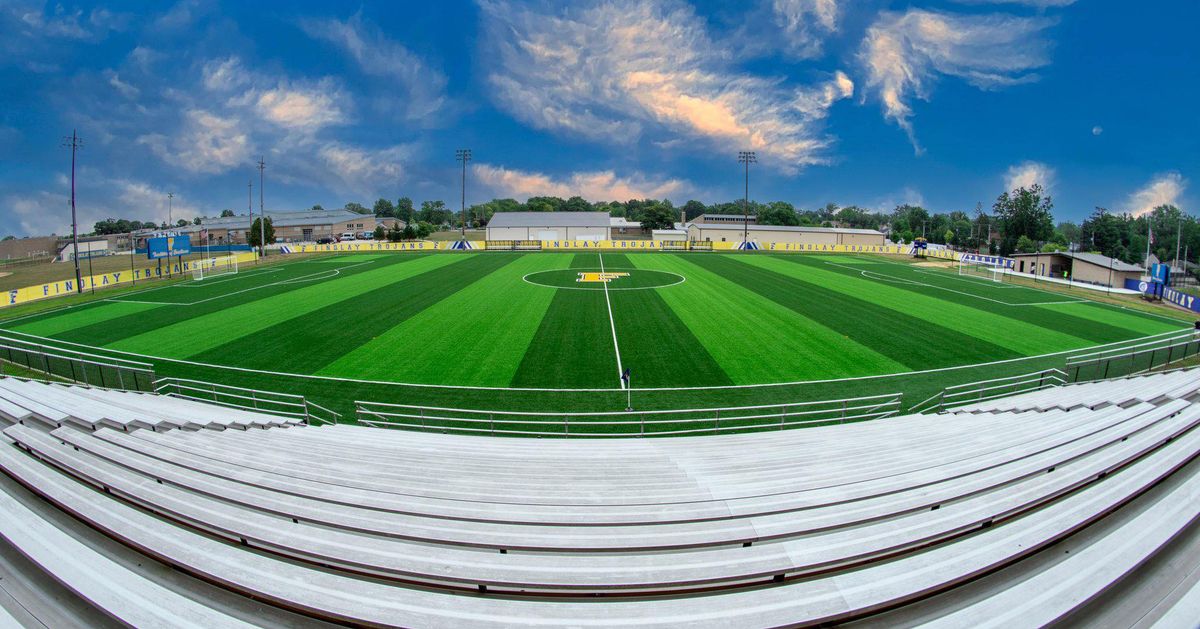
(958, 257, 1007, 282)
(191, 255, 239, 281)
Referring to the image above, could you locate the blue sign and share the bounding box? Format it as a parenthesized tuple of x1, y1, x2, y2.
(146, 235, 191, 259)
(1150, 263, 1171, 284)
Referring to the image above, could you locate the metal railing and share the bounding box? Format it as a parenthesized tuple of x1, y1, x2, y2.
(153, 377, 341, 426)
(355, 393, 903, 437)
(0, 335, 155, 391)
(1066, 330, 1200, 382)
(910, 368, 1067, 414)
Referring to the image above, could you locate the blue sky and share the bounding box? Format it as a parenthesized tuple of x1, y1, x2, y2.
(1, 0, 1196, 236)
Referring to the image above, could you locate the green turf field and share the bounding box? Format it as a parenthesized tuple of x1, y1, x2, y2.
(0, 251, 1192, 417)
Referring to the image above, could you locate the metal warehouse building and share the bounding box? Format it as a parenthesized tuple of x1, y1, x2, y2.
(183, 209, 377, 244)
(485, 212, 611, 241)
(687, 223, 886, 247)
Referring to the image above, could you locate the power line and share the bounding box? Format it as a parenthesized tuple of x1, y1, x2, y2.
(737, 151, 756, 244)
(61, 130, 84, 293)
(456, 148, 471, 239)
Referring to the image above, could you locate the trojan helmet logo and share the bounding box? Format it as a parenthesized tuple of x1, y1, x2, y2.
(576, 272, 630, 283)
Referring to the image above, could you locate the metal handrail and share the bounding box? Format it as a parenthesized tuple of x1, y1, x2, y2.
(0, 340, 155, 391)
(1066, 333, 1200, 382)
(153, 377, 338, 426)
(1065, 329, 1198, 364)
(910, 368, 1067, 414)
(356, 393, 903, 437)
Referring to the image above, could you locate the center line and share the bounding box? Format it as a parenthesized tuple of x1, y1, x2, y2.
(599, 252, 625, 389)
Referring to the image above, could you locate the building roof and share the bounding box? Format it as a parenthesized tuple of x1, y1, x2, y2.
(1011, 251, 1145, 273)
(695, 213, 757, 221)
(689, 223, 884, 236)
(610, 216, 637, 227)
(486, 212, 611, 229)
(184, 209, 370, 232)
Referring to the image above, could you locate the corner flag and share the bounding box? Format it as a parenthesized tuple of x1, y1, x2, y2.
(621, 368, 631, 386)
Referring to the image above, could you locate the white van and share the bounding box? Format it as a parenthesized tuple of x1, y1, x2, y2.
(340, 232, 356, 241)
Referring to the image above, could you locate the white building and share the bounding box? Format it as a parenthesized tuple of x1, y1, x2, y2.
(485, 212, 611, 241)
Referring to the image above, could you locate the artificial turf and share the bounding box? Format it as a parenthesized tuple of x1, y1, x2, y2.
(0, 250, 1189, 417)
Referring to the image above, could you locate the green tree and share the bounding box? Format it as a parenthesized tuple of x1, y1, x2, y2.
(373, 225, 386, 240)
(395, 197, 414, 225)
(373, 198, 395, 217)
(563, 196, 591, 212)
(344, 202, 369, 215)
(309, 204, 325, 212)
(1015, 235, 1037, 253)
(639, 202, 677, 231)
(193, 217, 202, 225)
(757, 202, 800, 226)
(416, 221, 434, 239)
(993, 184, 1054, 255)
(402, 223, 417, 240)
(387, 222, 403, 242)
(248, 217, 275, 248)
(220, 209, 235, 217)
(681, 200, 707, 221)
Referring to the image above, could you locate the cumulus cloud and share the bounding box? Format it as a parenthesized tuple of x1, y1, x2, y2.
(1126, 172, 1187, 217)
(317, 143, 411, 189)
(204, 56, 347, 131)
(474, 164, 687, 201)
(3, 175, 198, 236)
(859, 8, 1056, 152)
(772, 0, 839, 58)
(1091, 125, 1103, 136)
(137, 109, 248, 174)
(954, 0, 1076, 7)
(253, 83, 344, 129)
(298, 13, 448, 120)
(480, 0, 854, 171)
(1004, 160, 1055, 193)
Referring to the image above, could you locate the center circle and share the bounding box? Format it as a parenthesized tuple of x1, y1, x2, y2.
(523, 268, 686, 291)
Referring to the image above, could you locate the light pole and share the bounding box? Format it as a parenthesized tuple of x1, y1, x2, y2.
(62, 130, 83, 293)
(737, 151, 756, 244)
(167, 192, 174, 275)
(257, 156, 266, 260)
(455, 149, 471, 238)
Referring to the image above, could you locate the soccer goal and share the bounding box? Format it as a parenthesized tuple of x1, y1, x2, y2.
(958, 258, 1007, 282)
(192, 255, 239, 281)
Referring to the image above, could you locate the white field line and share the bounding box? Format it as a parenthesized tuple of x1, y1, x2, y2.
(103, 259, 376, 307)
(176, 266, 282, 288)
(599, 252, 626, 389)
(822, 260, 1083, 307)
(0, 325, 1189, 394)
(865, 254, 1191, 325)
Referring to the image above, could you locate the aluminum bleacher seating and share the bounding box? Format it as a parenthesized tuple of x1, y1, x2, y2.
(0, 370, 1197, 627)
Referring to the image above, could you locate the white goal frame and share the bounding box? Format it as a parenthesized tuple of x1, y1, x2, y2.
(191, 255, 239, 281)
(958, 258, 1007, 283)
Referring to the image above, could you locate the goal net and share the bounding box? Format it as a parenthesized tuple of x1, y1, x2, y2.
(958, 259, 1007, 282)
(192, 255, 239, 281)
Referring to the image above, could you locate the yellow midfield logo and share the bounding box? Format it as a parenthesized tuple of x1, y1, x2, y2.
(576, 272, 629, 283)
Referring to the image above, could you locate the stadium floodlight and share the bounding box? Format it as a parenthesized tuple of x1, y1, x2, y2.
(62, 130, 83, 293)
(737, 151, 756, 243)
(456, 148, 472, 238)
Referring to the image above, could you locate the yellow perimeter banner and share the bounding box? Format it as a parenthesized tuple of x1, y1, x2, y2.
(281, 241, 480, 253)
(3, 251, 258, 308)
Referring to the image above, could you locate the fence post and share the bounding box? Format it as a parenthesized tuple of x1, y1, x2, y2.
(841, 400, 847, 423)
(98, 363, 106, 388)
(303, 399, 312, 426)
(116, 367, 125, 391)
(69, 360, 78, 383)
(640, 413, 644, 437)
(490, 412, 495, 436)
(780, 405, 786, 430)
(251, 390, 259, 410)
(564, 415, 569, 438)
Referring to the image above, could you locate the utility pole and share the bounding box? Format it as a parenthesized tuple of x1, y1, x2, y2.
(1175, 218, 1182, 273)
(455, 148, 471, 238)
(257, 156, 266, 260)
(62, 130, 83, 293)
(737, 151, 756, 244)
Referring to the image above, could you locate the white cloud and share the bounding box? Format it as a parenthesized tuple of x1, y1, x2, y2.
(1004, 160, 1055, 192)
(1126, 172, 1187, 217)
(859, 8, 1055, 152)
(202, 57, 247, 91)
(954, 0, 1076, 7)
(253, 83, 344, 129)
(772, 0, 839, 58)
(298, 13, 447, 120)
(104, 69, 139, 99)
(1091, 125, 1103, 136)
(317, 143, 411, 189)
(480, 0, 854, 172)
(474, 164, 687, 201)
(137, 109, 248, 174)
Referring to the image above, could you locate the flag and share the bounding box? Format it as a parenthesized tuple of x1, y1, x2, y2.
(621, 368, 631, 385)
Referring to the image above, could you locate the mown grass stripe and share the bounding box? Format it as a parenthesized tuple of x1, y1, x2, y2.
(318, 253, 572, 385)
(693, 254, 1022, 369)
(11, 300, 165, 337)
(630, 254, 908, 382)
(43, 254, 425, 346)
(807, 255, 1171, 342)
(106, 254, 464, 358)
(1034, 301, 1185, 336)
(743, 254, 1091, 355)
(602, 253, 733, 388)
(509, 253, 620, 388)
(194, 254, 522, 374)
